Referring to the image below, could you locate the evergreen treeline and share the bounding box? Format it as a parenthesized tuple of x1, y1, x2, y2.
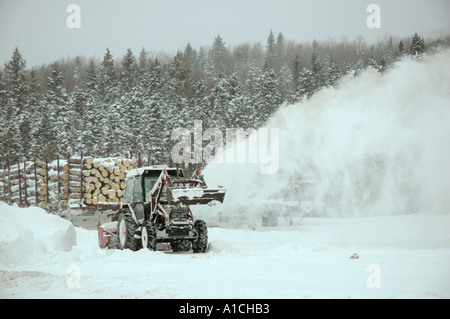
(0, 32, 448, 167)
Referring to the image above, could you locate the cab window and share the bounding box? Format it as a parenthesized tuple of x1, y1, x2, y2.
(123, 178, 134, 203)
(132, 177, 143, 202)
(144, 176, 158, 202)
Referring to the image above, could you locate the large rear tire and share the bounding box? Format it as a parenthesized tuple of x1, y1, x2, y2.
(118, 210, 139, 251)
(192, 220, 208, 253)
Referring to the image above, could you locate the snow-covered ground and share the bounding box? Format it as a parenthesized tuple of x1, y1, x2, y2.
(1, 202, 449, 299)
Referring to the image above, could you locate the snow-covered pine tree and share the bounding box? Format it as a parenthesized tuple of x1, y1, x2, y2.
(98, 48, 118, 105)
(243, 63, 263, 127)
(2, 48, 29, 164)
(138, 47, 151, 89)
(328, 57, 342, 87)
(259, 69, 282, 124)
(290, 55, 302, 102)
(0, 71, 5, 166)
(209, 35, 229, 76)
(120, 48, 138, 94)
(380, 37, 395, 72)
(46, 62, 72, 158)
(69, 85, 87, 154)
(80, 59, 101, 156)
(410, 33, 424, 57)
(310, 40, 323, 90)
(398, 40, 406, 57)
(98, 101, 123, 157)
(368, 46, 379, 71)
(264, 30, 277, 71)
(183, 43, 198, 99)
(278, 64, 294, 104)
(210, 72, 244, 129)
(142, 97, 164, 165)
(191, 80, 209, 126)
(27, 69, 41, 159)
(275, 32, 286, 74)
(197, 46, 216, 89)
(298, 67, 315, 99)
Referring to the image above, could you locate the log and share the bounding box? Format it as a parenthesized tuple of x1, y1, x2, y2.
(69, 156, 93, 165)
(113, 167, 121, 176)
(85, 184, 95, 193)
(37, 160, 46, 169)
(108, 189, 116, 199)
(84, 157, 94, 165)
(39, 185, 47, 196)
(101, 186, 110, 196)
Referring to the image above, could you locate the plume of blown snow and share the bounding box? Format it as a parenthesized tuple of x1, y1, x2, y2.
(196, 49, 450, 227)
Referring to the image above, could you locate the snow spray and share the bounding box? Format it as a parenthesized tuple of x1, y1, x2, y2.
(195, 49, 450, 226)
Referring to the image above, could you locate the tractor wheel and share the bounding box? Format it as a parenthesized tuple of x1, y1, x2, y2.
(192, 220, 208, 253)
(141, 220, 157, 251)
(118, 210, 139, 251)
(171, 239, 191, 252)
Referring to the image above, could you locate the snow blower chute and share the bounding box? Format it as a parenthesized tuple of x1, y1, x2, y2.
(97, 165, 225, 252)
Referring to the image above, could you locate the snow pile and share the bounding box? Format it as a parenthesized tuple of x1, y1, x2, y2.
(171, 188, 204, 201)
(199, 49, 450, 225)
(0, 202, 76, 264)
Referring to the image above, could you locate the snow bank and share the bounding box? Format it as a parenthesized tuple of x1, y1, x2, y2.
(200, 49, 450, 225)
(0, 202, 76, 264)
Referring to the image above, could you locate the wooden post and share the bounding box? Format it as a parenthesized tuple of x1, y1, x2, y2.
(80, 152, 83, 206)
(67, 154, 71, 207)
(138, 152, 141, 168)
(7, 164, 12, 205)
(57, 157, 60, 206)
(45, 159, 49, 208)
(2, 165, 6, 202)
(34, 158, 38, 207)
(17, 162, 22, 207)
(23, 161, 28, 207)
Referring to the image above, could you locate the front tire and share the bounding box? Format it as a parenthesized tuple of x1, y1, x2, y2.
(192, 220, 208, 253)
(118, 210, 139, 251)
(171, 239, 191, 252)
(142, 220, 157, 251)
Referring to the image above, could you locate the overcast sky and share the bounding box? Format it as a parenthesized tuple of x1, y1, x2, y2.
(1, 0, 449, 67)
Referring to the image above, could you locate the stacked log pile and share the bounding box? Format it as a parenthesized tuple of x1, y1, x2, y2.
(35, 159, 66, 210)
(1, 161, 37, 206)
(65, 157, 135, 207)
(0, 156, 135, 211)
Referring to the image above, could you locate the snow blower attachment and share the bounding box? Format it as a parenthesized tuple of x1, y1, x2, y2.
(97, 165, 225, 252)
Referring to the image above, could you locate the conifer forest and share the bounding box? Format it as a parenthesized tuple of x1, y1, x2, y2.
(1, 31, 448, 168)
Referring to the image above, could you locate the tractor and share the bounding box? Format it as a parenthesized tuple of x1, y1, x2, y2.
(97, 165, 225, 252)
